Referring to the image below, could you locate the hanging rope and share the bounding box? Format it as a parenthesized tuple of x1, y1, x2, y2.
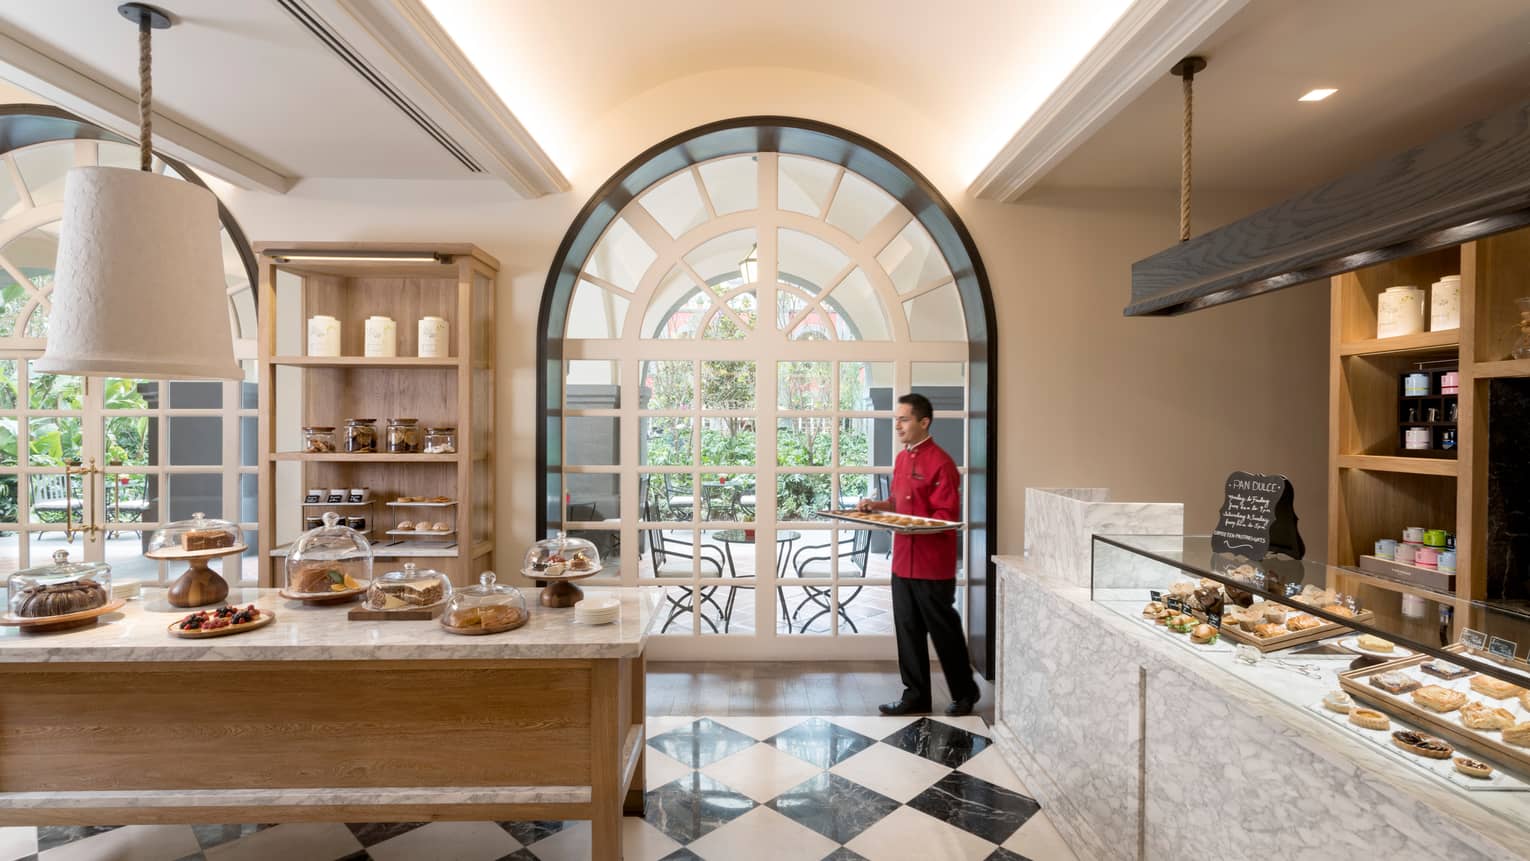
(1171, 57, 1206, 242)
(137, 14, 153, 173)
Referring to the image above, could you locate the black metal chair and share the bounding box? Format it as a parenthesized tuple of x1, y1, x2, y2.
(639, 483, 727, 632)
(661, 473, 694, 520)
(788, 528, 872, 632)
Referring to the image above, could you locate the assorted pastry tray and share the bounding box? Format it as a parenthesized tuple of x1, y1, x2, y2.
(1339, 644, 1530, 776)
(817, 509, 962, 534)
(1305, 700, 1528, 791)
(1216, 607, 1374, 653)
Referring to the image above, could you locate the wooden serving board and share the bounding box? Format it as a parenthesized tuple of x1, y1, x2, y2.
(0, 599, 126, 633)
(1339, 643, 1530, 777)
(817, 509, 962, 534)
(348, 604, 444, 621)
(168, 610, 275, 638)
(1215, 608, 1374, 653)
(145, 543, 248, 561)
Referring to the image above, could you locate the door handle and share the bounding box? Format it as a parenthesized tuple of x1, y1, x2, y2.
(63, 458, 103, 543)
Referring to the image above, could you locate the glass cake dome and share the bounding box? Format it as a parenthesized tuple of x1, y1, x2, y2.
(441, 571, 527, 634)
(146, 512, 243, 557)
(285, 512, 373, 597)
(7, 549, 112, 619)
(522, 532, 602, 578)
(366, 562, 451, 611)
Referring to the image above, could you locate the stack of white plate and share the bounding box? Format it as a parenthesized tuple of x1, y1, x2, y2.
(574, 594, 620, 625)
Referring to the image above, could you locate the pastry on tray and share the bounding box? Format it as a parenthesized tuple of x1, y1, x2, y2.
(1469, 675, 1524, 700)
(1322, 690, 1354, 714)
(1521, 690, 1530, 712)
(1503, 723, 1530, 748)
(1189, 623, 1218, 645)
(14, 579, 109, 617)
(1356, 634, 1395, 653)
(1348, 708, 1390, 731)
(1141, 601, 1166, 618)
(1420, 661, 1473, 681)
(1391, 730, 1453, 759)
(1323, 604, 1356, 619)
(1411, 685, 1467, 713)
(1369, 671, 1421, 695)
(290, 563, 364, 594)
(1461, 701, 1516, 730)
(181, 528, 234, 551)
(1453, 757, 1494, 779)
(1285, 614, 1323, 632)
(1153, 608, 1173, 626)
(1167, 614, 1197, 634)
(1252, 622, 1286, 639)
(444, 604, 525, 631)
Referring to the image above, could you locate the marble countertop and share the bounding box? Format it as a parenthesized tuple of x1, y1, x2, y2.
(0, 587, 659, 662)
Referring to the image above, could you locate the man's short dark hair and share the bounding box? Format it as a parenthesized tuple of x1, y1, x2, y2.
(898, 392, 933, 422)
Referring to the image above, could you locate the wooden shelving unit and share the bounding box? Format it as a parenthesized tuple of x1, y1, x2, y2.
(255, 242, 498, 586)
(1328, 227, 1530, 643)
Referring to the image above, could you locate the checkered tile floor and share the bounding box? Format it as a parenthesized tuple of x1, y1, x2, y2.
(0, 715, 1075, 861)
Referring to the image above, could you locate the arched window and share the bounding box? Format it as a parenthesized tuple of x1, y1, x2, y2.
(0, 106, 259, 585)
(540, 118, 996, 663)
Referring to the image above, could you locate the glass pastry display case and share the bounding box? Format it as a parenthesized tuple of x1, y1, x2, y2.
(1093, 534, 1530, 792)
(365, 561, 451, 611)
(2, 549, 116, 631)
(146, 512, 246, 607)
(522, 532, 602, 608)
(283, 512, 372, 603)
(441, 571, 527, 635)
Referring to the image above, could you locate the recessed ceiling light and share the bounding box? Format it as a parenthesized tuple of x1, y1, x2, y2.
(1299, 88, 1338, 102)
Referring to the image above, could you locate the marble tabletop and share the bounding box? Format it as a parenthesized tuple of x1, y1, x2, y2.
(0, 586, 660, 663)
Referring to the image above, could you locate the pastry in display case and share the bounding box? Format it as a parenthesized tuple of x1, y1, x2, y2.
(441, 571, 527, 635)
(365, 562, 451, 611)
(146, 512, 246, 608)
(523, 532, 603, 608)
(282, 512, 372, 604)
(1, 549, 120, 632)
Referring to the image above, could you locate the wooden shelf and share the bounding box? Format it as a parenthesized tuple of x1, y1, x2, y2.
(270, 356, 458, 368)
(270, 452, 460, 463)
(1335, 454, 1458, 476)
(1472, 358, 1530, 379)
(1336, 567, 1456, 604)
(1338, 329, 1459, 356)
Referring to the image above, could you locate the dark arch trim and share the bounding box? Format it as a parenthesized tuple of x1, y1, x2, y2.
(0, 104, 259, 293)
(536, 116, 1000, 676)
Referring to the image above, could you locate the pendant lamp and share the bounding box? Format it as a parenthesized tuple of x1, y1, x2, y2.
(36, 3, 242, 381)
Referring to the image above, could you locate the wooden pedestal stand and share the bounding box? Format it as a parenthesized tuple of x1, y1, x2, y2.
(148, 545, 247, 608)
(533, 569, 600, 608)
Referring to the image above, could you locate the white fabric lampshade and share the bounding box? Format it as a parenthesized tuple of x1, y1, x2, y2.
(36, 166, 242, 380)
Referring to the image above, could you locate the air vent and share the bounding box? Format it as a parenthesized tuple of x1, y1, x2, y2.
(275, 0, 483, 173)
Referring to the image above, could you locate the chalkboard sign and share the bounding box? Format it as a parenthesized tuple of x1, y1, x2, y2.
(1149, 590, 1162, 603)
(1207, 610, 1223, 630)
(1462, 628, 1487, 650)
(1488, 636, 1519, 662)
(1211, 471, 1306, 560)
(1165, 596, 1184, 613)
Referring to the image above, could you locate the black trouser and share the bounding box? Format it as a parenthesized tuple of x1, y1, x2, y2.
(891, 575, 978, 706)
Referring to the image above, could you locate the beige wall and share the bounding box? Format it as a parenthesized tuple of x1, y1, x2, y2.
(0, 64, 1333, 561)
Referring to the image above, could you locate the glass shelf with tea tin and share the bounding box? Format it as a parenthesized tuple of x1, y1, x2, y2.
(1397, 362, 1459, 459)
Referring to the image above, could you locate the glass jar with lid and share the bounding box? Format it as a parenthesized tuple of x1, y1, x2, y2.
(146, 512, 245, 607)
(284, 512, 372, 601)
(522, 532, 603, 577)
(386, 418, 421, 453)
(6, 549, 112, 622)
(302, 425, 336, 453)
(366, 561, 451, 611)
(441, 571, 527, 634)
(344, 418, 378, 453)
(423, 426, 457, 454)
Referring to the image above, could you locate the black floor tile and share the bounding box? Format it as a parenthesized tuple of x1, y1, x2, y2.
(657, 849, 705, 861)
(499, 820, 569, 846)
(986, 848, 1035, 861)
(644, 771, 756, 844)
(345, 822, 427, 847)
(821, 849, 870, 861)
(496, 850, 538, 861)
(767, 717, 876, 769)
(882, 717, 991, 768)
(908, 770, 1040, 845)
(38, 825, 117, 853)
(767, 772, 900, 843)
(648, 718, 758, 768)
(193, 824, 271, 849)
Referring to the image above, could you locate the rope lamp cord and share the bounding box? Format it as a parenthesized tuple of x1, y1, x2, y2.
(1171, 56, 1207, 243)
(138, 15, 152, 172)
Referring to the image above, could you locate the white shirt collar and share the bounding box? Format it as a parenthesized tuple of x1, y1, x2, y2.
(904, 435, 932, 453)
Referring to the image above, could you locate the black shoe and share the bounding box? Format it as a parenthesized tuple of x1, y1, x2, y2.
(945, 692, 980, 717)
(879, 699, 931, 716)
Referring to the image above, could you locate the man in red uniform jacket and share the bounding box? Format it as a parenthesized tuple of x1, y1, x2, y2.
(860, 393, 980, 717)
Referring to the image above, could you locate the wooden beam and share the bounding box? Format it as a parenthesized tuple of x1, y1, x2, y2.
(1128, 96, 1530, 316)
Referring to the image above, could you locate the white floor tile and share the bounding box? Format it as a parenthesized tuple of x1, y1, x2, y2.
(820, 714, 919, 740)
(828, 742, 951, 803)
(1002, 812, 1078, 861)
(686, 806, 839, 861)
(927, 714, 989, 735)
(956, 746, 1032, 795)
(367, 821, 519, 861)
(0, 828, 36, 861)
(646, 746, 694, 789)
(525, 819, 678, 861)
(205, 823, 362, 861)
(40, 826, 200, 861)
(844, 806, 997, 861)
(700, 742, 823, 803)
(648, 715, 699, 736)
(708, 715, 814, 740)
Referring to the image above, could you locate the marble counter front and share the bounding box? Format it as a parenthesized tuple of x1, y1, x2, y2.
(0, 586, 659, 662)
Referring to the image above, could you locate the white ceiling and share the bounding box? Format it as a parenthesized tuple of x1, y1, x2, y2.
(1036, 0, 1530, 194)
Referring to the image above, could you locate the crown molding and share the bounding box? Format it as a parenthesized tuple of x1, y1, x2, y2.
(969, 0, 1246, 203)
(324, 0, 569, 198)
(0, 25, 296, 193)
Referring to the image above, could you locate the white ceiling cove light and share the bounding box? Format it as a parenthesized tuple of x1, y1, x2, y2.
(37, 3, 242, 381)
(1298, 88, 1338, 102)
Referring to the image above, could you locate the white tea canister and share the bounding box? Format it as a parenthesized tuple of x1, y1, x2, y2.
(364, 316, 397, 357)
(306, 315, 340, 357)
(1377, 285, 1425, 339)
(418, 316, 449, 358)
(1430, 275, 1461, 331)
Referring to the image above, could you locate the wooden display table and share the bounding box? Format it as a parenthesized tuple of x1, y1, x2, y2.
(0, 586, 657, 861)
